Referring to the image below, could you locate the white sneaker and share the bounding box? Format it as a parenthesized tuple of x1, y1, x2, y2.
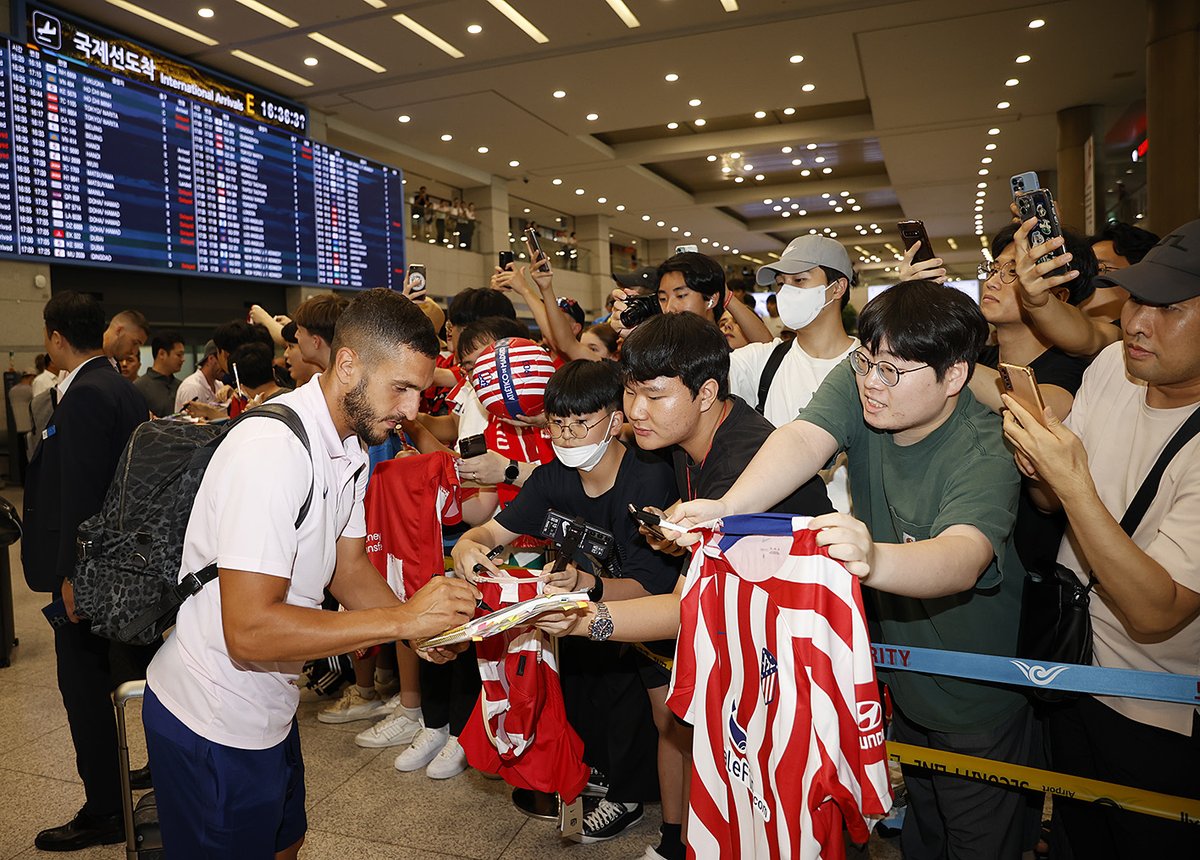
(316, 686, 387, 724)
(374, 672, 400, 700)
(355, 709, 423, 749)
(394, 725, 449, 772)
(425, 735, 467, 780)
(379, 692, 403, 713)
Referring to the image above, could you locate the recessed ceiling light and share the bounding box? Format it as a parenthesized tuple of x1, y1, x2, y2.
(800, 169, 811, 176)
(754, 110, 767, 119)
(978, 182, 988, 189)
(523, 208, 531, 214)
(684, 231, 691, 237)
(694, 118, 706, 126)
(304, 56, 319, 66)
(755, 174, 765, 181)
(986, 143, 997, 151)
(981, 157, 993, 164)
(789, 54, 804, 64)
(783, 107, 796, 115)
(656, 220, 666, 227)
(586, 112, 599, 121)
(743, 163, 754, 171)
(665, 72, 679, 82)
(671, 226, 679, 232)
(806, 143, 817, 150)
(552, 178, 562, 185)
(781, 146, 792, 154)
(791, 158, 802, 166)
(616, 204, 626, 211)
(734, 176, 744, 183)
(978, 168, 989, 175)
(397, 114, 411, 123)
(1028, 18, 1045, 28)
(553, 89, 566, 98)
(1015, 54, 1031, 63)
(706, 155, 717, 162)
(782, 197, 791, 202)
(721, 166, 731, 174)
(688, 98, 702, 107)
(822, 167, 832, 174)
(729, 152, 741, 158)
(1005, 78, 1019, 87)
(814, 156, 825, 163)
(235, 0, 298, 28)
(988, 127, 1001, 135)
(597, 196, 607, 203)
(851, 205, 861, 211)
(801, 83, 815, 92)
(667, 122, 679, 129)
(467, 23, 483, 34)
(308, 32, 386, 71)
(997, 101, 1010, 109)
(440, 133, 453, 141)
(488, 0, 549, 43)
(575, 188, 585, 195)
(822, 192, 831, 199)
(509, 159, 520, 167)
(642, 215, 651, 221)
(840, 191, 849, 196)
(835, 206, 843, 212)
(108, 0, 218, 45)
(774, 205, 783, 211)
(198, 7, 214, 17)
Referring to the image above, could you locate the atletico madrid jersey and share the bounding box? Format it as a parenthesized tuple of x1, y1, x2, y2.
(667, 514, 891, 859)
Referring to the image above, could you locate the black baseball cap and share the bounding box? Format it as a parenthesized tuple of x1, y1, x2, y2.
(1097, 219, 1200, 304)
(613, 266, 659, 290)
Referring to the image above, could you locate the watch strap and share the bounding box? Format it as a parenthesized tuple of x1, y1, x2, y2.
(586, 573, 605, 603)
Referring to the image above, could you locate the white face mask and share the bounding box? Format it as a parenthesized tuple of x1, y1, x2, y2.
(776, 283, 836, 330)
(551, 416, 617, 472)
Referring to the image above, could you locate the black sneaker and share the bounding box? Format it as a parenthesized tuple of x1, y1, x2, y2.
(583, 766, 609, 798)
(577, 799, 643, 843)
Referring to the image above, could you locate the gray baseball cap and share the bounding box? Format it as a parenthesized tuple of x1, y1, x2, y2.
(1097, 219, 1200, 304)
(756, 235, 852, 286)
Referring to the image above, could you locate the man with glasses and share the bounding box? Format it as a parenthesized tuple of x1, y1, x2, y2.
(674, 280, 1033, 860)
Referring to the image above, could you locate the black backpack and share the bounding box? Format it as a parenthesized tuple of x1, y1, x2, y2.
(73, 404, 313, 645)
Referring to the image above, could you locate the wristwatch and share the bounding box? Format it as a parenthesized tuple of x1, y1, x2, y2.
(587, 602, 614, 641)
(503, 459, 520, 484)
(586, 573, 605, 603)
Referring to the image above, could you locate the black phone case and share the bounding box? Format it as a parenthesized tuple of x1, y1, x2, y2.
(1015, 189, 1067, 266)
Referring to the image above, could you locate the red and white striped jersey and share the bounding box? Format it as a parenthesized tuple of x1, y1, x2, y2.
(667, 514, 891, 860)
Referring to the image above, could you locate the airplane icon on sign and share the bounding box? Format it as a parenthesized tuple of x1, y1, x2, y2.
(32, 11, 61, 50)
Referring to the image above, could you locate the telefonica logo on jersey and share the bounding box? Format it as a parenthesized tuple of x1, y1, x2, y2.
(725, 700, 771, 822)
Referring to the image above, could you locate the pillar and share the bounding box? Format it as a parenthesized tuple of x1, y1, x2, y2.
(1146, 0, 1200, 234)
(1056, 105, 1100, 233)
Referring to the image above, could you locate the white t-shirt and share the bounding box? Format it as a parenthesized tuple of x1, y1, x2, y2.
(30, 369, 58, 398)
(729, 337, 859, 513)
(147, 376, 369, 749)
(453, 380, 490, 446)
(1059, 342, 1200, 736)
(174, 367, 217, 411)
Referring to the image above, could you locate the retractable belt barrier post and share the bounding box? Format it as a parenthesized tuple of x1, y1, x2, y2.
(873, 643, 1200, 825)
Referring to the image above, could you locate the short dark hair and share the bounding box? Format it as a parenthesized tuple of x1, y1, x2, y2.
(858, 280, 989, 382)
(818, 265, 853, 310)
(545, 359, 623, 417)
(448, 288, 516, 327)
(656, 252, 726, 315)
(621, 312, 730, 400)
(584, 323, 618, 355)
(331, 287, 439, 363)
(151, 331, 183, 359)
(212, 320, 270, 355)
(111, 309, 149, 335)
(1093, 221, 1160, 265)
(455, 316, 530, 363)
(293, 294, 350, 344)
(990, 224, 1097, 306)
(229, 342, 275, 389)
(44, 291, 105, 351)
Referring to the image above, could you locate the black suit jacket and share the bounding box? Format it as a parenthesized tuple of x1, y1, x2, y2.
(22, 356, 148, 593)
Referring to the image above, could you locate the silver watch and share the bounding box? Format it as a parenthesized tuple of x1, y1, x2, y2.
(587, 602, 614, 642)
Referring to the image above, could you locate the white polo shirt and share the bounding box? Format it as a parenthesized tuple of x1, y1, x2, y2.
(147, 376, 368, 749)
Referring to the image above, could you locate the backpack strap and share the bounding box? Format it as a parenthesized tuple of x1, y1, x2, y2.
(755, 340, 792, 415)
(1119, 404, 1200, 535)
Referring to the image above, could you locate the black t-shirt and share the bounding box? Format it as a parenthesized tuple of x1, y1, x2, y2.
(495, 441, 683, 596)
(673, 396, 833, 515)
(978, 345, 1094, 572)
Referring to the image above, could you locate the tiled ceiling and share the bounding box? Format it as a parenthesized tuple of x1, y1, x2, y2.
(44, 0, 1149, 275)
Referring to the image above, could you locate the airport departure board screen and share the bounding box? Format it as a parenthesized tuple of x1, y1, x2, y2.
(0, 40, 406, 289)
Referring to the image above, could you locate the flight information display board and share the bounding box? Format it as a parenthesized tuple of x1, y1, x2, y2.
(0, 40, 406, 289)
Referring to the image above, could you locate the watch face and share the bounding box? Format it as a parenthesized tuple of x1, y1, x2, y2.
(505, 460, 520, 482)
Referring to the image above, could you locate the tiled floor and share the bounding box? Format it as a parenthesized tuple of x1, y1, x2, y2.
(0, 486, 901, 859)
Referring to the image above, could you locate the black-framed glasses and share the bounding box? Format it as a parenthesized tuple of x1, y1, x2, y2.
(541, 413, 611, 440)
(849, 350, 931, 387)
(978, 261, 1018, 284)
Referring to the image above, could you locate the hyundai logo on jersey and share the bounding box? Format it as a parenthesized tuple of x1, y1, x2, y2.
(760, 647, 778, 705)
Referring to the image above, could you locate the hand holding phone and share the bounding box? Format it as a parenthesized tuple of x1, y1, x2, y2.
(406, 264, 427, 298)
(525, 227, 551, 273)
(898, 220, 935, 265)
(999, 362, 1048, 426)
(1014, 189, 1067, 267)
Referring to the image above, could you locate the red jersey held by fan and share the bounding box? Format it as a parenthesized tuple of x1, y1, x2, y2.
(668, 514, 891, 860)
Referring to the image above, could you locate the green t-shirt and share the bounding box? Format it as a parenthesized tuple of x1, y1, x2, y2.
(798, 361, 1027, 732)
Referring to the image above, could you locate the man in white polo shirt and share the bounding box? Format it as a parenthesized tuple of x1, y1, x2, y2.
(143, 289, 478, 860)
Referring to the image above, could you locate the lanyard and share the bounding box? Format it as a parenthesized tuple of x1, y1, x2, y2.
(684, 400, 732, 501)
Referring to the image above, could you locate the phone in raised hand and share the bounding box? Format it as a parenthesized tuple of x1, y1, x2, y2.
(406, 264, 427, 297)
(898, 220, 935, 264)
(525, 227, 551, 273)
(1010, 171, 1040, 198)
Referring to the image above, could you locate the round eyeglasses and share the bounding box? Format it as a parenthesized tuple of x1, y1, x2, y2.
(541, 413, 611, 440)
(849, 350, 932, 387)
(978, 261, 1018, 284)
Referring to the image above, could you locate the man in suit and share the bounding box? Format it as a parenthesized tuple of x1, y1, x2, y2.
(22, 291, 149, 851)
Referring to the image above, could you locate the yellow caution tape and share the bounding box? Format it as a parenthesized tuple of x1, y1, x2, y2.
(887, 741, 1200, 825)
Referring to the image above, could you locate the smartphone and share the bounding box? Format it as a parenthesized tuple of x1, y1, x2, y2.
(525, 227, 551, 273)
(675, 244, 699, 254)
(460, 433, 487, 459)
(897, 220, 935, 264)
(498, 250, 515, 269)
(627, 504, 666, 540)
(42, 597, 69, 629)
(1010, 171, 1040, 198)
(540, 509, 614, 560)
(1014, 189, 1068, 267)
(999, 362, 1048, 425)
(406, 263, 427, 295)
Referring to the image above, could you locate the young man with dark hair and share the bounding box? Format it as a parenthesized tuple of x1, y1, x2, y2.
(1081, 220, 1161, 320)
(102, 308, 149, 361)
(228, 342, 285, 403)
(23, 291, 150, 851)
(446, 287, 517, 355)
(143, 289, 478, 859)
(292, 294, 351, 371)
(453, 359, 682, 848)
(174, 340, 222, 412)
(281, 321, 320, 387)
(676, 280, 1033, 860)
(134, 331, 185, 417)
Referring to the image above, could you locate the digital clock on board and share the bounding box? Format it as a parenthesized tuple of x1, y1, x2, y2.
(257, 97, 306, 133)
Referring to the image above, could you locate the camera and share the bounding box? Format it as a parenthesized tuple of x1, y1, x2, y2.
(620, 294, 661, 329)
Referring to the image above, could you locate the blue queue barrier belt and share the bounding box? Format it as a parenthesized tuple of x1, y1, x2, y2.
(871, 643, 1200, 706)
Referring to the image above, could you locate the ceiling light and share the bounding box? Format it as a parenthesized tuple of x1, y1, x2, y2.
(806, 143, 817, 150)
(851, 205, 860, 211)
(800, 169, 810, 176)
(553, 89, 567, 98)
(230, 50, 314, 86)
(782, 197, 790, 202)
(840, 190, 849, 196)
(616, 204, 626, 211)
(604, 0, 641, 28)
(467, 24, 483, 34)
(723, 245, 731, 251)
(835, 206, 843, 212)
(642, 215, 651, 221)
(821, 192, 831, 199)
(822, 167, 832, 174)
(997, 101, 1010, 109)
(755, 174, 765, 181)
(106, 1, 218, 45)
(1015, 54, 1031, 63)
(552, 178, 562, 185)
(978, 168, 989, 175)
(586, 112, 599, 121)
(1005, 78, 1019, 87)
(814, 156, 825, 163)
(665, 73, 679, 82)
(688, 98, 702, 107)
(801, 83, 815, 92)
(792, 158, 803, 166)
(684, 231, 692, 237)
(575, 188, 585, 195)
(1028, 18, 1045, 28)
(789, 54, 804, 64)
(197, 7, 214, 17)
(477, 146, 489, 154)
(667, 122, 679, 129)
(793, 203, 801, 209)
(976, 191, 986, 197)
(307, 32, 387, 71)
(656, 220, 665, 227)
(234, 0, 298, 28)
(763, 198, 773, 204)
(693, 118, 706, 126)
(773, 205, 783, 212)
(981, 157, 992, 164)
(304, 56, 319, 66)
(846, 198, 855, 204)
(362, 0, 386, 7)
(729, 152, 740, 158)
(781, 146, 792, 154)
(720, 0, 739, 11)
(440, 133, 453, 141)
(734, 176, 744, 183)
(508, 160, 520, 167)
(743, 163, 754, 170)
(754, 110, 767, 119)
(597, 197, 607, 203)
(978, 182, 988, 188)
(706, 155, 717, 162)
(671, 226, 679, 232)
(397, 114, 411, 123)
(783, 107, 796, 115)
(721, 166, 731, 174)
(988, 127, 1001, 135)
(986, 143, 997, 151)
(487, 0, 549, 43)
